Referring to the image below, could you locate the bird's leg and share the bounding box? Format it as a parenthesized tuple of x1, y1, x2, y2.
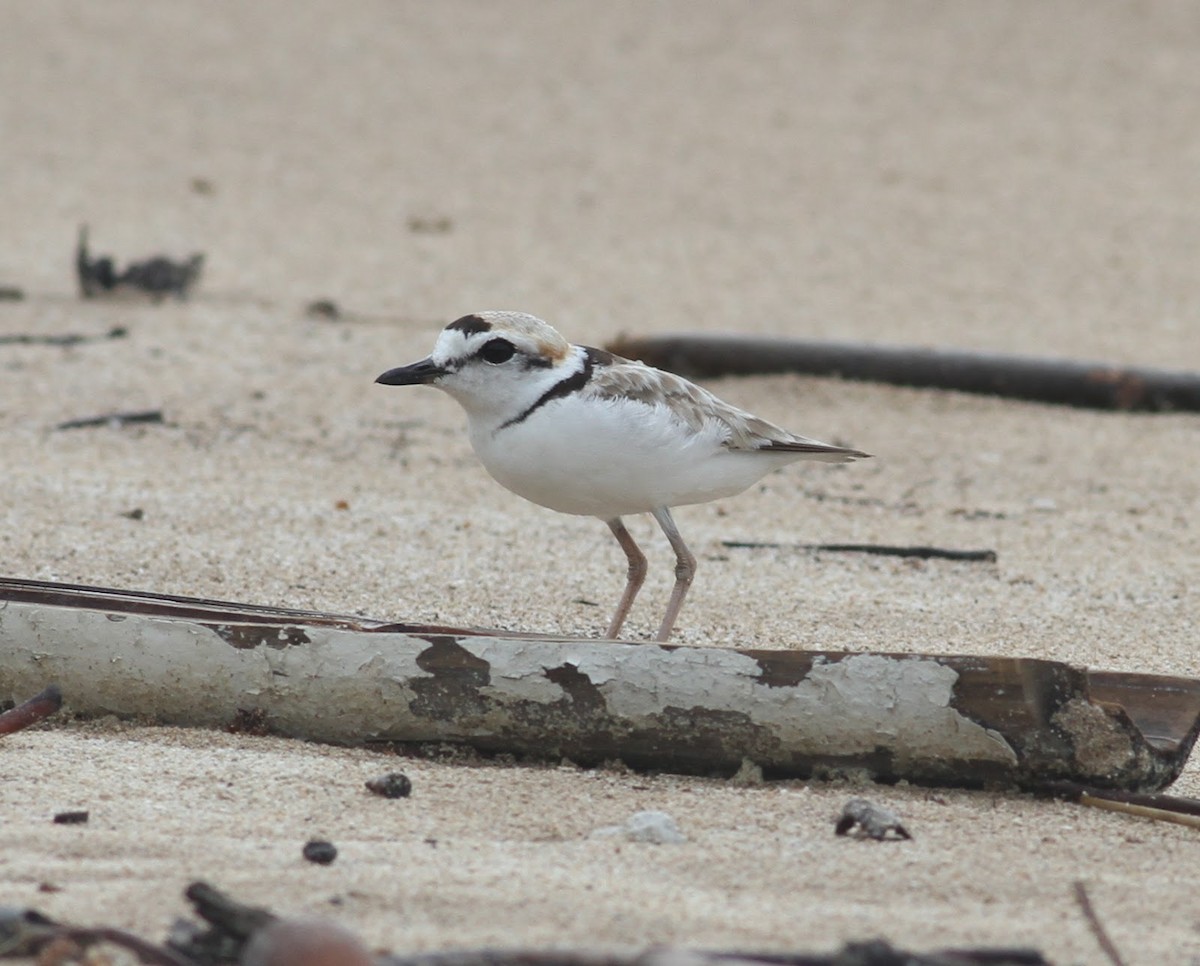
(604, 517, 647, 639)
(651, 507, 696, 642)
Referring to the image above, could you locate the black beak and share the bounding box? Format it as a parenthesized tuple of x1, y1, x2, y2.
(375, 358, 447, 386)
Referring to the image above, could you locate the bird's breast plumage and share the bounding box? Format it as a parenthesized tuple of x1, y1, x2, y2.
(467, 377, 796, 518)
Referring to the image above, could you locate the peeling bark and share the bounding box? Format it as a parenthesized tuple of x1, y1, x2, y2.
(1, 577, 1197, 791)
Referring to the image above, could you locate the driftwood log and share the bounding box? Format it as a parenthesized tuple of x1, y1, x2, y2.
(1, 577, 1198, 791)
(605, 333, 1200, 413)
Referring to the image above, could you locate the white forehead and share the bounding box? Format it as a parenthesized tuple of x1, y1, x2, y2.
(431, 312, 570, 363)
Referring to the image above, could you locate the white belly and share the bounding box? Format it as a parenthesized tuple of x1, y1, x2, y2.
(467, 393, 797, 518)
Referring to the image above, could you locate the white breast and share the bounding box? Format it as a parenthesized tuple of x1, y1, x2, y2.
(467, 391, 798, 518)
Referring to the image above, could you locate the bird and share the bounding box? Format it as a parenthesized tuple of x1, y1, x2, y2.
(376, 311, 869, 641)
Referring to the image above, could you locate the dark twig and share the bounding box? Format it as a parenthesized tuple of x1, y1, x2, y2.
(77, 224, 204, 301)
(606, 332, 1200, 413)
(1073, 881, 1127, 966)
(0, 326, 127, 347)
(380, 940, 1049, 966)
(184, 880, 276, 939)
(722, 541, 997, 563)
(0, 684, 62, 737)
(168, 880, 276, 964)
(0, 906, 191, 965)
(56, 409, 164, 431)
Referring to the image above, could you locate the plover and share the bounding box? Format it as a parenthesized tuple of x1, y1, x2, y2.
(376, 311, 869, 640)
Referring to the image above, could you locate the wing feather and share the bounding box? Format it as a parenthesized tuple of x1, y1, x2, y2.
(582, 350, 868, 462)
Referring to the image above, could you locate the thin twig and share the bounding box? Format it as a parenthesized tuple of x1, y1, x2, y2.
(1073, 880, 1127, 966)
(1079, 794, 1200, 829)
(0, 326, 126, 347)
(56, 409, 164, 431)
(722, 541, 997, 562)
(1040, 781, 1200, 828)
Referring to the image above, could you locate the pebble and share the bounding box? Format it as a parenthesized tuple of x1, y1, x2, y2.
(593, 810, 686, 845)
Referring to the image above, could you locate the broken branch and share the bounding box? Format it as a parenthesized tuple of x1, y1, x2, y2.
(0, 683, 62, 737)
(4, 576, 1199, 791)
(606, 333, 1200, 413)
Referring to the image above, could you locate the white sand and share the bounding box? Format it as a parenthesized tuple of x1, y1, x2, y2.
(2, 3, 1199, 963)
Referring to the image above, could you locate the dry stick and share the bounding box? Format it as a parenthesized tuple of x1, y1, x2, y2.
(816, 543, 996, 562)
(1073, 881, 1128, 966)
(1081, 791, 1200, 829)
(722, 541, 997, 562)
(56, 409, 164, 431)
(0, 326, 127, 347)
(606, 333, 1200, 413)
(0, 684, 62, 737)
(1080, 797, 1200, 829)
(1042, 782, 1200, 828)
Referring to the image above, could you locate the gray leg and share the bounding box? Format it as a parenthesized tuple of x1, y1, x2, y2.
(605, 517, 647, 639)
(651, 507, 696, 641)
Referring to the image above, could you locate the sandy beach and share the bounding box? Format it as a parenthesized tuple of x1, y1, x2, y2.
(2, 3, 1199, 963)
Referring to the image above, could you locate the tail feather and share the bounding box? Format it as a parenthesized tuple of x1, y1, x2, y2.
(759, 439, 871, 462)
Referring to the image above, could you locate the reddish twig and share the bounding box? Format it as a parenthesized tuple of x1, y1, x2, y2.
(0, 684, 62, 737)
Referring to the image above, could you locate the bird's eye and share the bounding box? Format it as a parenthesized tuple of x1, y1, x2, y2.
(479, 338, 516, 364)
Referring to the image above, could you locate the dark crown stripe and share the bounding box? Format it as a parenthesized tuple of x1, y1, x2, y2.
(498, 346, 607, 431)
(446, 314, 493, 336)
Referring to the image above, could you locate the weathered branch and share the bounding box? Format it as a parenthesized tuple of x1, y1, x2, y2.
(605, 333, 1200, 413)
(2, 577, 1198, 792)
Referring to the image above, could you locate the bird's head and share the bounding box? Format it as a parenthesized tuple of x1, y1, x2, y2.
(376, 311, 576, 421)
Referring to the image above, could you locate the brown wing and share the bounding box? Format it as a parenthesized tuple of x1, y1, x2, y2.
(583, 350, 869, 462)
